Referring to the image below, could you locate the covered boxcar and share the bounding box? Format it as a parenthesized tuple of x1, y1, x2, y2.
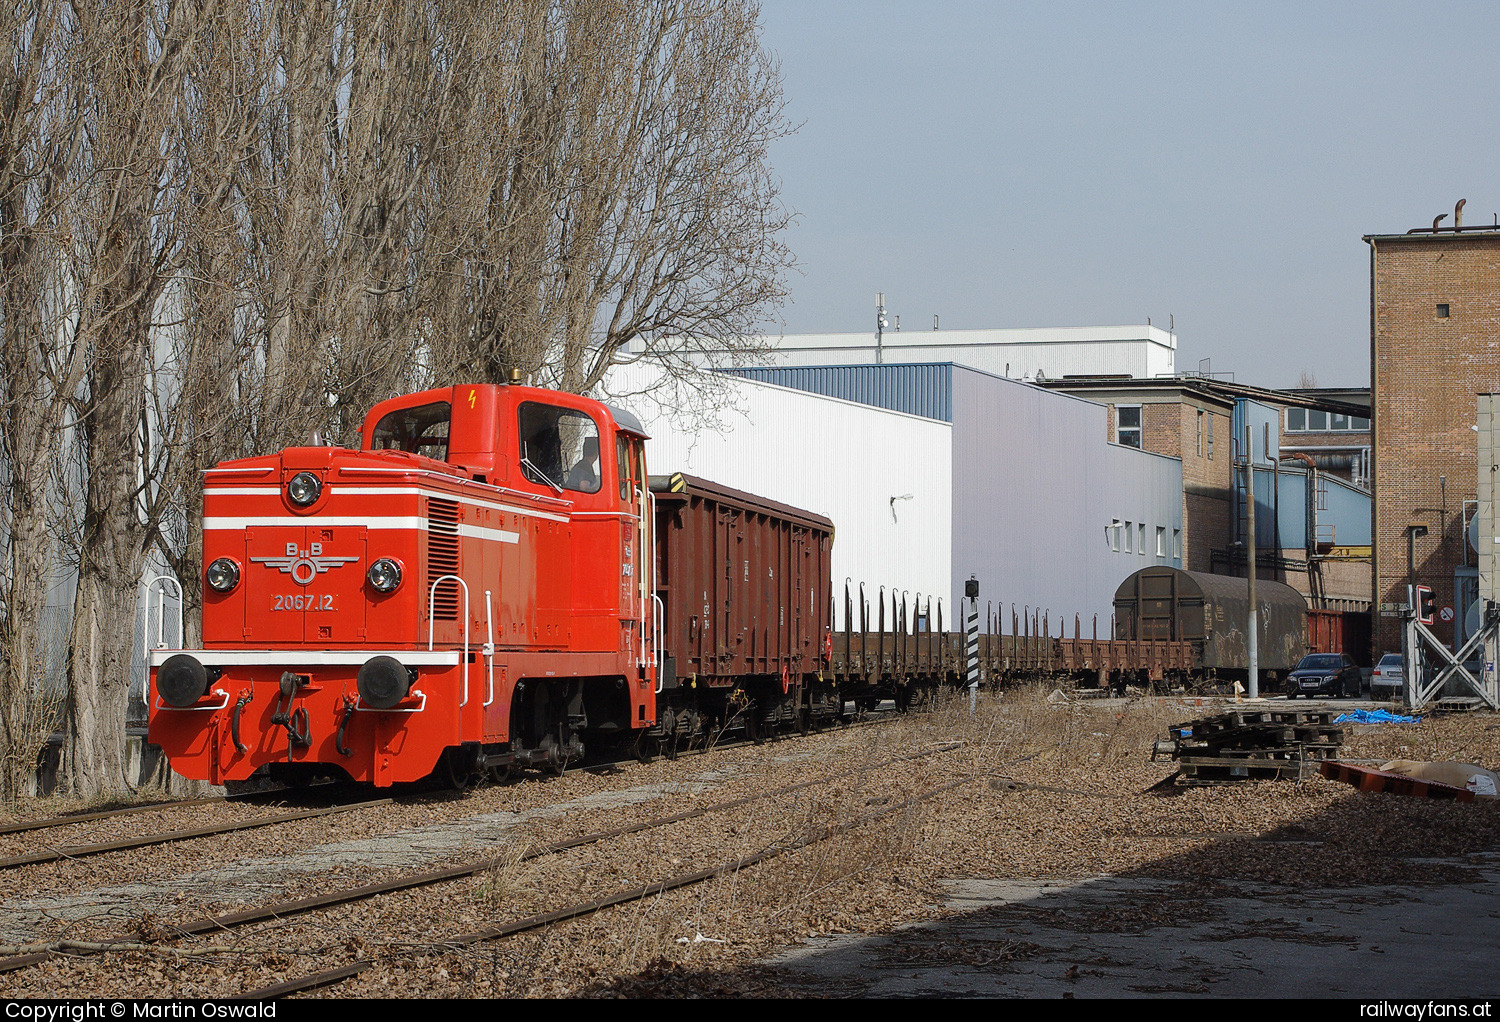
(1113, 567, 1309, 677)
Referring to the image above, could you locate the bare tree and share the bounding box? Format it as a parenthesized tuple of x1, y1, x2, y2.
(545, 0, 795, 395)
(56, 0, 206, 797)
(427, 0, 794, 394)
(0, 2, 92, 799)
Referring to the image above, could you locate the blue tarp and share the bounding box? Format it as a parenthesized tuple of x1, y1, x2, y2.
(1334, 709, 1421, 724)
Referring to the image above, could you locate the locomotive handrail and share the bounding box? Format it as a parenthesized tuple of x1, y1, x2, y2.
(653, 593, 666, 694)
(140, 575, 184, 652)
(648, 487, 659, 669)
(154, 688, 229, 713)
(637, 486, 653, 668)
(427, 574, 471, 707)
(202, 465, 274, 476)
(353, 689, 427, 714)
(483, 589, 495, 707)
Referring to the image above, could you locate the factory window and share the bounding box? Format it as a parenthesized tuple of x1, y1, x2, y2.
(1109, 519, 1122, 552)
(1173, 529, 1182, 561)
(1437, 303, 1450, 318)
(1207, 414, 1214, 459)
(1138, 523, 1147, 555)
(1156, 526, 1167, 558)
(1123, 522, 1133, 553)
(1196, 409, 1204, 457)
(1286, 409, 1368, 433)
(1117, 405, 1142, 448)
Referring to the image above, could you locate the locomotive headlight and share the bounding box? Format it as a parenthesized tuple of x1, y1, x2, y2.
(206, 557, 241, 592)
(287, 471, 322, 506)
(367, 558, 403, 593)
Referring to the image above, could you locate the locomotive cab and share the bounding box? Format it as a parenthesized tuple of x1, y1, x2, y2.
(149, 382, 658, 787)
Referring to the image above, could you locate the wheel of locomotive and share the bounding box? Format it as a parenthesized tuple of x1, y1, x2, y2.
(633, 730, 659, 764)
(486, 761, 511, 785)
(434, 747, 479, 792)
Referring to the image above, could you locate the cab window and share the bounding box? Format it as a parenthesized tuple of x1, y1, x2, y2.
(518, 402, 601, 494)
(616, 435, 632, 501)
(370, 401, 451, 460)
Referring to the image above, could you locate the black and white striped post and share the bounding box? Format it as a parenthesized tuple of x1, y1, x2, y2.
(965, 577, 980, 714)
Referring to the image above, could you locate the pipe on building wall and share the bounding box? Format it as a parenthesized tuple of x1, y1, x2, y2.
(1279, 452, 1320, 559)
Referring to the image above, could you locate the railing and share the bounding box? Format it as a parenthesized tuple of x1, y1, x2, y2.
(428, 574, 470, 707)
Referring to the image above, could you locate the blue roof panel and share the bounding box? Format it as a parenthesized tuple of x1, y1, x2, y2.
(720, 364, 954, 422)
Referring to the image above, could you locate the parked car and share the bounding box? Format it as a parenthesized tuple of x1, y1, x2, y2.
(1286, 652, 1362, 698)
(1370, 653, 1404, 698)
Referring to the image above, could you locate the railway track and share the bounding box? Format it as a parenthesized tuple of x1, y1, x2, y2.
(0, 796, 399, 870)
(246, 770, 978, 998)
(0, 734, 968, 989)
(0, 782, 357, 837)
(0, 711, 894, 887)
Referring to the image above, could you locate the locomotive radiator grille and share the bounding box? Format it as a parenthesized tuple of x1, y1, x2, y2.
(428, 498, 460, 620)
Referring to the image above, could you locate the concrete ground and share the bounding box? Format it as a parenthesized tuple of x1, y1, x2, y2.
(773, 858, 1500, 998)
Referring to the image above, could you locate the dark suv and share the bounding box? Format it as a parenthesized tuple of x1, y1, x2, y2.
(1287, 653, 1361, 698)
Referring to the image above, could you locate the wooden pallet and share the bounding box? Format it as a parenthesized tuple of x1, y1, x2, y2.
(1178, 756, 1313, 783)
(1164, 709, 1345, 786)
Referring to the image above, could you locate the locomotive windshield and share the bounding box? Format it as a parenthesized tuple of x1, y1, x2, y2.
(518, 402, 601, 494)
(370, 401, 451, 460)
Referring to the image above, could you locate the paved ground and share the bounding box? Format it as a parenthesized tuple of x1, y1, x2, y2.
(773, 857, 1500, 998)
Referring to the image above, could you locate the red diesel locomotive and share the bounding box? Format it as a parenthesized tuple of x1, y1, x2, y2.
(148, 382, 839, 787)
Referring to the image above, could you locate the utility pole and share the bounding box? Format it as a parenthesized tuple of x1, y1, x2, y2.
(1245, 424, 1259, 698)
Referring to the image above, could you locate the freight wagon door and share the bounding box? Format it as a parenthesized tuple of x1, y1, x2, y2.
(1137, 570, 1178, 641)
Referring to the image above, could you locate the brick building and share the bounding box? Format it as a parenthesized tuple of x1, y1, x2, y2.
(1366, 218, 1500, 657)
(1038, 377, 1233, 572)
(1043, 376, 1372, 612)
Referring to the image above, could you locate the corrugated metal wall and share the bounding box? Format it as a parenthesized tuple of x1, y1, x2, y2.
(723, 364, 954, 421)
(1274, 466, 1372, 548)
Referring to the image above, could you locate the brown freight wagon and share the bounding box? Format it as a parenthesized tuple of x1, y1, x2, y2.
(650, 473, 834, 718)
(1307, 608, 1372, 667)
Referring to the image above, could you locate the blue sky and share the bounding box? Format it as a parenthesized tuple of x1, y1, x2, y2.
(755, 1, 1500, 388)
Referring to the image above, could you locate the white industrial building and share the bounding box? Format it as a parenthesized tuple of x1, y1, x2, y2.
(637, 323, 1178, 382)
(610, 363, 954, 620)
(607, 361, 1183, 629)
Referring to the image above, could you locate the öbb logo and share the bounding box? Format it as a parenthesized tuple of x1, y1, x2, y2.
(251, 542, 360, 586)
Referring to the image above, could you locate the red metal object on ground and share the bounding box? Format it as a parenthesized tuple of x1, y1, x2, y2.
(1319, 761, 1476, 801)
